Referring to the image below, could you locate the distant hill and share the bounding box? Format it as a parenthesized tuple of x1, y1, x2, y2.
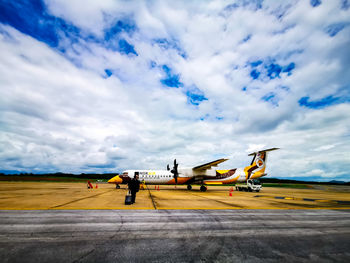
(260, 178, 350, 185)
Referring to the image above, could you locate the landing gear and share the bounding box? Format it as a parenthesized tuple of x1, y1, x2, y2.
(200, 185, 207, 192)
(187, 185, 192, 190)
(116, 184, 120, 189)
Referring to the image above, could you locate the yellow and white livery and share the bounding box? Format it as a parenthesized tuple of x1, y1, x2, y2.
(108, 148, 279, 191)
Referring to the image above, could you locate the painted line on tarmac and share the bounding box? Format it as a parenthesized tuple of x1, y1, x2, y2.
(49, 189, 116, 209)
(254, 195, 350, 205)
(146, 185, 157, 210)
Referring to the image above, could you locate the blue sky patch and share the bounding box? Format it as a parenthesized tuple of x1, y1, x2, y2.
(325, 23, 348, 37)
(0, 0, 139, 59)
(153, 38, 187, 58)
(161, 76, 183, 88)
(249, 59, 295, 80)
(341, 0, 350, 10)
(104, 69, 113, 78)
(223, 3, 239, 12)
(0, 169, 23, 174)
(251, 60, 263, 67)
(86, 163, 116, 169)
(118, 39, 138, 56)
(270, 4, 293, 20)
(186, 90, 208, 106)
(299, 95, 341, 109)
(88, 22, 139, 56)
(150, 61, 157, 68)
(104, 20, 136, 40)
(282, 62, 295, 76)
(160, 65, 184, 88)
(0, 0, 80, 48)
(266, 63, 282, 79)
(273, 24, 296, 35)
(227, 0, 263, 11)
(310, 0, 321, 7)
(250, 69, 260, 79)
(162, 65, 171, 75)
(261, 92, 279, 106)
(278, 85, 290, 92)
(242, 34, 251, 42)
(200, 114, 210, 121)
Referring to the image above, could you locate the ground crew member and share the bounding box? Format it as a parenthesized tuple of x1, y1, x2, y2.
(128, 172, 140, 204)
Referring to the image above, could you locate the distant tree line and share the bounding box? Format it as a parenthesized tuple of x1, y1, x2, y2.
(0, 172, 118, 180)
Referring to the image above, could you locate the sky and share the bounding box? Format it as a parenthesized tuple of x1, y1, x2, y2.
(0, 0, 349, 181)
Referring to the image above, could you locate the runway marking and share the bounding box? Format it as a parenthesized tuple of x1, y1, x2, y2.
(254, 195, 350, 205)
(146, 185, 157, 210)
(49, 189, 115, 209)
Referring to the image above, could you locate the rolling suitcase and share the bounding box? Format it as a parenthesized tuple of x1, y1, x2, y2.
(125, 190, 132, 205)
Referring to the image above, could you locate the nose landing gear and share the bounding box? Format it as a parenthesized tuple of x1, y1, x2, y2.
(187, 185, 192, 190)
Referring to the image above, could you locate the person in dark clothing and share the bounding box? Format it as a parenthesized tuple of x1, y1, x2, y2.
(128, 172, 140, 204)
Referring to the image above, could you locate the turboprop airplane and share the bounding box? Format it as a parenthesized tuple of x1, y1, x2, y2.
(108, 148, 279, 192)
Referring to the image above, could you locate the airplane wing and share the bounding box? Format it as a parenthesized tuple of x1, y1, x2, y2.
(192, 158, 229, 171)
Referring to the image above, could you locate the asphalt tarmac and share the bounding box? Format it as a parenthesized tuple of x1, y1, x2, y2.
(1, 182, 350, 209)
(0, 209, 349, 262)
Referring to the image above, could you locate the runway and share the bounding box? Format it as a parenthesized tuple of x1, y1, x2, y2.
(0, 209, 349, 262)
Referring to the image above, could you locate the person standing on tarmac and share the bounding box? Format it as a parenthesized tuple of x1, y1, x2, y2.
(128, 172, 140, 204)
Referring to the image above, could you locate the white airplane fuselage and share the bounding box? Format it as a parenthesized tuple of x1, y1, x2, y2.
(108, 148, 279, 188)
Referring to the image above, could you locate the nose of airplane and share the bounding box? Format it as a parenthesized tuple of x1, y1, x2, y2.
(108, 175, 123, 184)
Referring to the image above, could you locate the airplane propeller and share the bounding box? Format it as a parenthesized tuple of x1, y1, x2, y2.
(170, 159, 179, 184)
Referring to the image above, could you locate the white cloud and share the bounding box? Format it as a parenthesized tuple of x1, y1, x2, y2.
(246, 144, 266, 153)
(0, 1, 349, 181)
(45, 0, 121, 36)
(314, 144, 336, 151)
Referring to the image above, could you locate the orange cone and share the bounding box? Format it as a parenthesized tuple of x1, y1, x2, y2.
(155, 185, 157, 190)
(95, 184, 98, 189)
(229, 192, 232, 196)
(157, 185, 160, 191)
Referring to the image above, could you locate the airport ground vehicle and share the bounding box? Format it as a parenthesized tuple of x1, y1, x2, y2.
(235, 179, 262, 192)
